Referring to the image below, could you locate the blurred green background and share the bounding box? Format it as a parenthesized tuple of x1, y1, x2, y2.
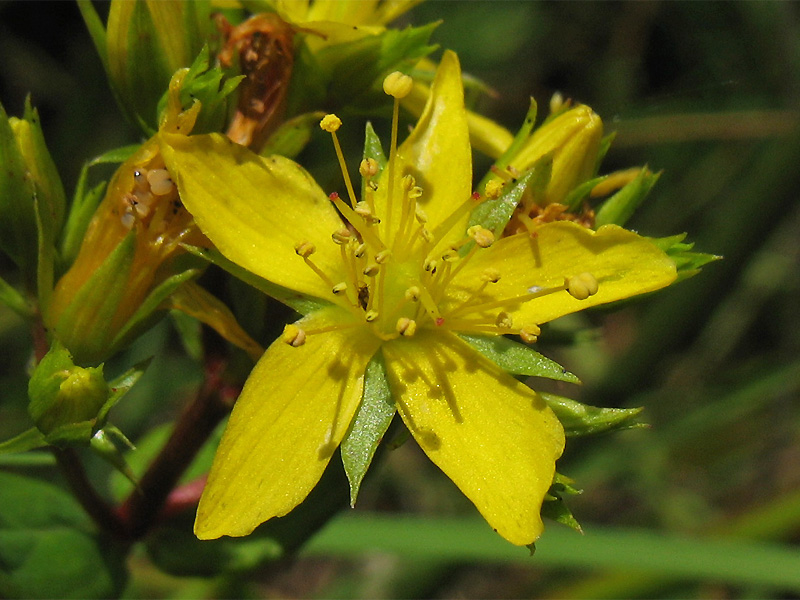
(1, 1, 799, 598)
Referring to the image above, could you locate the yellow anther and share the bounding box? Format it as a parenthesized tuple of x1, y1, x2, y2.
(332, 282, 348, 295)
(282, 324, 307, 347)
(320, 114, 342, 132)
(354, 243, 367, 258)
(496, 312, 513, 329)
(365, 310, 380, 322)
(481, 268, 501, 283)
(331, 228, 352, 245)
(402, 174, 416, 190)
(550, 91, 566, 114)
(294, 241, 316, 257)
(423, 258, 437, 272)
(440, 249, 459, 262)
(383, 71, 413, 99)
(467, 225, 495, 248)
(396, 317, 417, 337)
(408, 186, 424, 199)
(415, 206, 429, 224)
(419, 227, 433, 243)
(485, 179, 504, 199)
(375, 249, 392, 264)
(354, 202, 373, 218)
(566, 272, 599, 300)
(405, 286, 420, 302)
(519, 325, 541, 344)
(363, 263, 380, 277)
(359, 157, 379, 178)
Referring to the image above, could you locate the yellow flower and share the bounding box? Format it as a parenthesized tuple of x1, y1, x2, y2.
(160, 51, 677, 546)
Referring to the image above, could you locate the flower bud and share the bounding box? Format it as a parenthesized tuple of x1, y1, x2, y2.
(28, 341, 110, 444)
(511, 105, 603, 206)
(0, 99, 65, 282)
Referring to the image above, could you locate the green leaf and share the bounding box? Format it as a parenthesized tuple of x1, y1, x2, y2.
(539, 392, 645, 437)
(0, 273, 34, 319)
(542, 472, 583, 533)
(594, 167, 660, 227)
(0, 472, 128, 599)
(60, 166, 106, 268)
(469, 158, 551, 237)
(459, 334, 580, 383)
(0, 427, 47, 455)
(341, 353, 396, 506)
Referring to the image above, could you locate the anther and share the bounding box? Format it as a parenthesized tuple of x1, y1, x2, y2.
(354, 243, 367, 258)
(481, 268, 501, 283)
(423, 258, 437, 272)
(405, 286, 420, 302)
(147, 169, 174, 196)
(294, 241, 316, 257)
(396, 317, 417, 337)
(496, 312, 513, 329)
(402, 174, 416, 190)
(383, 71, 414, 99)
(331, 228, 352, 245)
(415, 207, 428, 224)
(332, 282, 348, 295)
(363, 264, 380, 277)
(566, 272, 599, 300)
(320, 114, 342, 132)
(375, 249, 392, 264)
(440, 249, 459, 262)
(365, 310, 380, 322)
(282, 324, 307, 347)
(359, 158, 379, 178)
(408, 186, 423, 199)
(485, 179, 504, 199)
(519, 325, 541, 344)
(467, 225, 495, 248)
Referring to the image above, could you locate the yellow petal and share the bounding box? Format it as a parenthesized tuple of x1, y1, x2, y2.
(382, 330, 565, 545)
(195, 308, 380, 539)
(375, 50, 472, 246)
(159, 132, 346, 303)
(448, 221, 677, 328)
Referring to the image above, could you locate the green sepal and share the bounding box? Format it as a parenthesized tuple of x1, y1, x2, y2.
(650, 233, 721, 283)
(459, 334, 580, 383)
(477, 97, 538, 190)
(52, 232, 136, 365)
(563, 173, 606, 211)
(540, 391, 645, 437)
(541, 472, 583, 534)
(100, 357, 153, 426)
(341, 353, 396, 506)
(60, 144, 140, 267)
(156, 45, 244, 136)
(469, 160, 551, 237)
(35, 195, 55, 325)
(89, 427, 138, 487)
(0, 428, 47, 455)
(0, 273, 34, 319)
(170, 309, 203, 361)
(181, 243, 332, 316)
(77, 0, 109, 72)
(109, 268, 202, 354)
(27, 340, 110, 446)
(594, 167, 660, 227)
(259, 111, 325, 159)
(0, 101, 37, 279)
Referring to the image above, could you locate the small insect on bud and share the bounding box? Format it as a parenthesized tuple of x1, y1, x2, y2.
(566, 272, 599, 300)
(282, 324, 306, 347)
(320, 114, 342, 133)
(396, 317, 417, 337)
(484, 179, 504, 200)
(294, 241, 316, 257)
(467, 225, 495, 248)
(359, 158, 379, 178)
(383, 71, 414, 99)
(519, 325, 541, 344)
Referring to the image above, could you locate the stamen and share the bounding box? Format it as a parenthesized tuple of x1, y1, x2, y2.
(383, 71, 414, 99)
(446, 279, 570, 318)
(282, 324, 307, 347)
(396, 317, 417, 337)
(520, 325, 542, 344)
(365, 310, 380, 322)
(382, 72, 412, 241)
(485, 179, 504, 199)
(467, 225, 495, 248)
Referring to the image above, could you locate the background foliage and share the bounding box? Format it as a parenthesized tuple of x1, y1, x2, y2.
(1, 1, 799, 598)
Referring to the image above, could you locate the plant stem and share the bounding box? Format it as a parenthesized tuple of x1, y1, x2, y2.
(118, 356, 236, 539)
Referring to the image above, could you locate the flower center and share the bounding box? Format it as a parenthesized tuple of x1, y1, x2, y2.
(285, 72, 599, 347)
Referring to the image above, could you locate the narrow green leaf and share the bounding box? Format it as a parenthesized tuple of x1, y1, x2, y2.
(459, 333, 580, 383)
(594, 167, 660, 227)
(341, 353, 396, 506)
(88, 144, 141, 166)
(60, 163, 106, 267)
(76, 0, 109, 72)
(0, 273, 34, 319)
